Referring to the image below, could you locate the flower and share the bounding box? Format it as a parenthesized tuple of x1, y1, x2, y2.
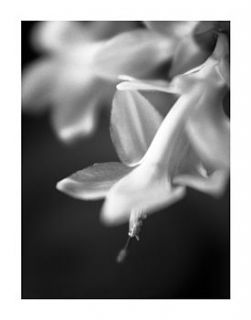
(57, 33, 229, 240)
(22, 21, 176, 142)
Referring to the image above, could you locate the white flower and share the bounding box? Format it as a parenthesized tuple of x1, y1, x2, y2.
(22, 21, 175, 142)
(56, 32, 230, 262)
(56, 31, 229, 228)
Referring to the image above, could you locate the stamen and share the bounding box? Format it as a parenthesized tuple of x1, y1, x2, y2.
(116, 211, 147, 263)
(116, 236, 132, 263)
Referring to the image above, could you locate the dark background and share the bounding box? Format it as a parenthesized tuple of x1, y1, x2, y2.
(22, 21, 230, 299)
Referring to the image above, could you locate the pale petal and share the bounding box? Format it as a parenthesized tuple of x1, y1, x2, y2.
(166, 130, 205, 179)
(51, 77, 108, 141)
(56, 162, 132, 200)
(22, 59, 55, 111)
(93, 29, 176, 80)
(101, 163, 186, 225)
(142, 89, 202, 166)
(111, 90, 163, 166)
(186, 88, 230, 169)
(173, 169, 229, 197)
(31, 21, 88, 52)
(117, 77, 177, 94)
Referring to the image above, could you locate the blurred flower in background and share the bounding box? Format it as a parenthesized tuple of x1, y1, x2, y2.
(22, 21, 176, 141)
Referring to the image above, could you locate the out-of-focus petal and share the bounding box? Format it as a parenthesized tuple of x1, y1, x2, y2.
(173, 169, 229, 197)
(111, 90, 163, 166)
(101, 163, 186, 225)
(144, 21, 198, 38)
(22, 59, 55, 111)
(32, 21, 89, 52)
(32, 21, 139, 52)
(51, 77, 108, 141)
(93, 29, 176, 79)
(56, 162, 132, 200)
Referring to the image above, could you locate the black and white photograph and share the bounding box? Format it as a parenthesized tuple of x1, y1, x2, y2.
(2, 1, 251, 318)
(22, 20, 230, 299)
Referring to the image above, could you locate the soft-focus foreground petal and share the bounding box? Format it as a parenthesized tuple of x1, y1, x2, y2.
(22, 59, 55, 111)
(57, 162, 132, 200)
(111, 90, 163, 166)
(101, 163, 186, 225)
(93, 29, 176, 80)
(173, 169, 229, 197)
(51, 77, 109, 142)
(144, 21, 198, 38)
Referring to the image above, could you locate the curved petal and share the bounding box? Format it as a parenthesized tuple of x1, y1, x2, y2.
(57, 162, 132, 200)
(93, 29, 176, 80)
(111, 90, 163, 166)
(22, 59, 55, 111)
(101, 163, 186, 225)
(173, 169, 229, 197)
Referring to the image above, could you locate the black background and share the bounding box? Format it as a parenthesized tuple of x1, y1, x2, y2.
(22, 21, 230, 299)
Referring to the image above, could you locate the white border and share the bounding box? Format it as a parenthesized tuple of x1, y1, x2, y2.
(1, 0, 251, 319)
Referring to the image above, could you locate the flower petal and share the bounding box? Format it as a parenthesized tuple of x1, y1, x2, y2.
(51, 76, 111, 141)
(93, 29, 176, 79)
(22, 59, 55, 111)
(111, 90, 163, 166)
(173, 169, 229, 197)
(186, 88, 230, 169)
(57, 162, 132, 200)
(101, 163, 186, 225)
(32, 21, 88, 52)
